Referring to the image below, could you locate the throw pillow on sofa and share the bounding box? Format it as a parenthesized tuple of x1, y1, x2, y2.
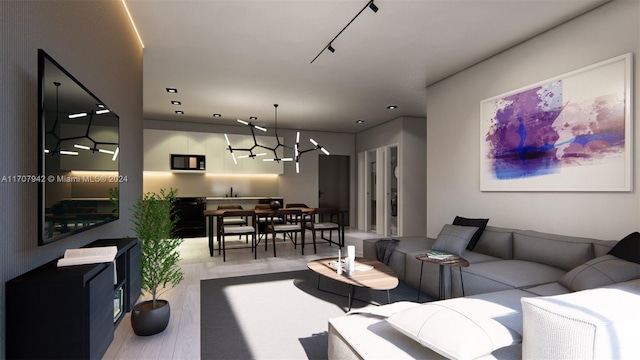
(432, 224, 478, 256)
(452, 216, 489, 250)
(559, 254, 640, 292)
(607, 231, 640, 264)
(387, 301, 521, 360)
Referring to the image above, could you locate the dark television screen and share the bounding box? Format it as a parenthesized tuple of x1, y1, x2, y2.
(38, 49, 120, 245)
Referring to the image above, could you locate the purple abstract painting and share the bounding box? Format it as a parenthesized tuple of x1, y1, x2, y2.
(481, 54, 632, 191)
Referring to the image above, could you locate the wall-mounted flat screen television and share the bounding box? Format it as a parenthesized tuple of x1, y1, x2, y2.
(38, 49, 120, 245)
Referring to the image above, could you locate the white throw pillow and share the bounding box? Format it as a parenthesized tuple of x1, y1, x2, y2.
(432, 224, 478, 256)
(387, 302, 521, 360)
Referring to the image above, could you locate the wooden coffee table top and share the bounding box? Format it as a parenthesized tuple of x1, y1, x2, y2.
(307, 258, 398, 290)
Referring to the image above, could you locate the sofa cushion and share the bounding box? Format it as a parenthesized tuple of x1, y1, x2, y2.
(387, 292, 528, 360)
(452, 216, 489, 250)
(607, 232, 640, 264)
(473, 226, 513, 260)
(463, 260, 566, 290)
(521, 279, 640, 360)
(432, 224, 477, 256)
(559, 254, 640, 291)
(512, 231, 593, 271)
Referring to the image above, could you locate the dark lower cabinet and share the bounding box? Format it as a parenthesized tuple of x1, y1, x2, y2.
(5, 238, 140, 360)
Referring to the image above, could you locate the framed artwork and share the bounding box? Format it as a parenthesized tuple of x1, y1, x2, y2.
(480, 53, 633, 192)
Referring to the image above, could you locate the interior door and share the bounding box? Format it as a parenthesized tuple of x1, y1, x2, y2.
(318, 155, 350, 226)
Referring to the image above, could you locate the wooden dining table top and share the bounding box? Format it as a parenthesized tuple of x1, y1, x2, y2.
(203, 207, 316, 216)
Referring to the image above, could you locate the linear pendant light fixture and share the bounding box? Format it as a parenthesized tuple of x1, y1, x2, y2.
(224, 104, 330, 173)
(310, 0, 379, 64)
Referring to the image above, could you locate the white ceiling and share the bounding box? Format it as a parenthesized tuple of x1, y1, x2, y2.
(126, 0, 607, 134)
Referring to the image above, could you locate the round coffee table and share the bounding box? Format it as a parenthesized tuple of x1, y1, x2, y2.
(307, 258, 398, 311)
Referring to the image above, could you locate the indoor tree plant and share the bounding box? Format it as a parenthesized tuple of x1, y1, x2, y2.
(130, 188, 184, 336)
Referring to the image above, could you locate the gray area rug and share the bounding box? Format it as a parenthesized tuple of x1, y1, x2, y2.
(201, 269, 430, 360)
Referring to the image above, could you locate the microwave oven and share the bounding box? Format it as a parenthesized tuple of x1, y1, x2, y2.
(171, 154, 206, 171)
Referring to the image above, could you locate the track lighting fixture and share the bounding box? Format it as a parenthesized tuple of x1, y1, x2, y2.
(311, 0, 379, 64)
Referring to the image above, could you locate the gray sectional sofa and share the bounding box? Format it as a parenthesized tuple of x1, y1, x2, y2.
(327, 226, 640, 359)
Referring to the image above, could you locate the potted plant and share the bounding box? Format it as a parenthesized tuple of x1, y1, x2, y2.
(130, 188, 184, 336)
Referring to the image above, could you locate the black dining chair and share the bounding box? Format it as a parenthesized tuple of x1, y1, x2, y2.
(262, 208, 303, 258)
(218, 210, 256, 262)
(304, 207, 343, 254)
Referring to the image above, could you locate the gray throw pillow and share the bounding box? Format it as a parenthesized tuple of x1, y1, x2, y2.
(432, 224, 478, 256)
(559, 255, 640, 291)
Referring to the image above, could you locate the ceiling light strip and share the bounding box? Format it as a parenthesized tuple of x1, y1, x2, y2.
(122, 0, 145, 49)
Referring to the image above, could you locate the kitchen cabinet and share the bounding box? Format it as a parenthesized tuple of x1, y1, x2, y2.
(144, 129, 283, 174)
(144, 129, 171, 171)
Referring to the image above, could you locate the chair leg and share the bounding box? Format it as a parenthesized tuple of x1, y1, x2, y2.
(272, 232, 277, 257)
(253, 233, 257, 260)
(222, 236, 226, 262)
(312, 231, 317, 254)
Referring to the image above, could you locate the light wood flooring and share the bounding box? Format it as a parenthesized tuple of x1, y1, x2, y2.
(103, 229, 381, 360)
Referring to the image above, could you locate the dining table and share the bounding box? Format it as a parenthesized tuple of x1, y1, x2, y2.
(203, 207, 347, 257)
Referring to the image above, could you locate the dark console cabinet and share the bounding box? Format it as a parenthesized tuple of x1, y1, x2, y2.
(5, 238, 140, 360)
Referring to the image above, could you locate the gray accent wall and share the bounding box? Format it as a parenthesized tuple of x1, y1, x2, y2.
(0, 2, 143, 356)
(426, 1, 640, 239)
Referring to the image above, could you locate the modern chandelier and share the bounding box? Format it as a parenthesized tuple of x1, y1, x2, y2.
(45, 81, 119, 161)
(224, 104, 330, 173)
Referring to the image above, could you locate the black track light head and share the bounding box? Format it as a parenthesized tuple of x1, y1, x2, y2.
(369, 1, 378, 13)
(328, 44, 335, 53)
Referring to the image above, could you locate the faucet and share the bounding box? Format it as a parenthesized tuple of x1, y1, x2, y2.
(230, 187, 233, 197)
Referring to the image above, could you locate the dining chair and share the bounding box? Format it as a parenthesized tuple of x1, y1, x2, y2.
(285, 203, 312, 222)
(304, 207, 343, 254)
(217, 204, 249, 243)
(262, 208, 303, 258)
(254, 204, 284, 241)
(218, 210, 256, 262)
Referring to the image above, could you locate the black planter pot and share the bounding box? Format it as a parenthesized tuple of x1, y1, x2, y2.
(131, 299, 170, 336)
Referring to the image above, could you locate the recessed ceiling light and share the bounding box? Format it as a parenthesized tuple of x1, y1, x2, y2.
(213, 113, 222, 117)
(96, 103, 105, 108)
(175, 110, 184, 115)
(166, 87, 178, 93)
(249, 116, 257, 120)
(356, 119, 365, 124)
(171, 100, 181, 105)
(386, 105, 398, 110)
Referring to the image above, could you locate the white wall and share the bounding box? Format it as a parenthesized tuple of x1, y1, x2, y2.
(0, 1, 143, 357)
(426, 1, 640, 240)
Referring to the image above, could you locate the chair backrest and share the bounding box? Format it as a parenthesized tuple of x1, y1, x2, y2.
(217, 204, 243, 210)
(286, 203, 309, 208)
(265, 208, 299, 227)
(254, 204, 271, 210)
(220, 210, 256, 230)
(311, 207, 341, 224)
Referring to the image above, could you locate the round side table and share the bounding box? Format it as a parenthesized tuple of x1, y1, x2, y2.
(415, 254, 469, 301)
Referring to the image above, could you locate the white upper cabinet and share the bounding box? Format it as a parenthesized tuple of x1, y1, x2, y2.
(143, 129, 170, 171)
(144, 129, 283, 174)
